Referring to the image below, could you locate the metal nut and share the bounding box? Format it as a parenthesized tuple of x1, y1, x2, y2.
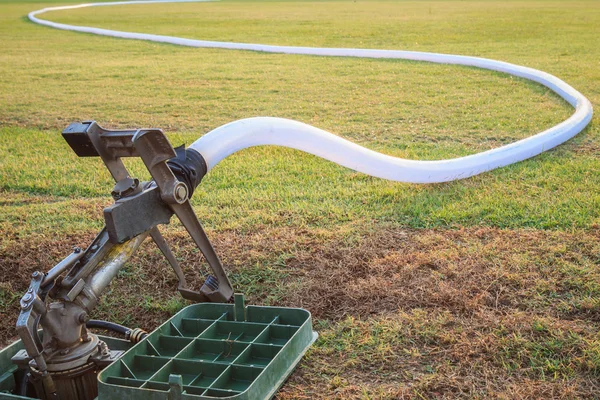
(78, 312, 89, 324)
(175, 184, 188, 202)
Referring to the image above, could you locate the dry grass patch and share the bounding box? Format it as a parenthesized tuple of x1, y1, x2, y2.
(1, 225, 599, 397)
(283, 228, 600, 322)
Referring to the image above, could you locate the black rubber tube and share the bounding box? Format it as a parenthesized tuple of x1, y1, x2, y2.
(86, 320, 130, 336)
(18, 372, 30, 397)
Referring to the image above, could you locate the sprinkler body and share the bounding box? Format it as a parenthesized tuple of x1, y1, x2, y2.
(12, 121, 233, 399)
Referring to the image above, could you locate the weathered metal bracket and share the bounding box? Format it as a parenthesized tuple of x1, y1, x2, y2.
(15, 272, 56, 397)
(104, 185, 173, 244)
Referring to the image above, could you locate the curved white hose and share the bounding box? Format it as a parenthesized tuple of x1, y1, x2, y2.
(29, 1, 593, 183)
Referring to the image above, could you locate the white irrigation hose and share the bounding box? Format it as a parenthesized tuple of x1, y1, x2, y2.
(29, 1, 593, 183)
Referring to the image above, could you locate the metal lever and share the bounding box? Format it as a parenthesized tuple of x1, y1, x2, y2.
(150, 227, 209, 303)
(15, 272, 57, 398)
(134, 130, 234, 302)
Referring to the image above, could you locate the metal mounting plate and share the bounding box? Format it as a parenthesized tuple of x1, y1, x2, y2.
(104, 186, 173, 244)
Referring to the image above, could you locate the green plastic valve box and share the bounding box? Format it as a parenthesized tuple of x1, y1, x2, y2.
(0, 295, 317, 400)
(98, 295, 317, 399)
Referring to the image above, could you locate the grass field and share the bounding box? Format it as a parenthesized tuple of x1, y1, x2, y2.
(1, 0, 599, 398)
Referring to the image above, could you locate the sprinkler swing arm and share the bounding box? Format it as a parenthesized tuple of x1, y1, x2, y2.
(60, 120, 233, 302)
(14, 121, 234, 399)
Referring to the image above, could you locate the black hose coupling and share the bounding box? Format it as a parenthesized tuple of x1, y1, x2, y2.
(167, 146, 207, 198)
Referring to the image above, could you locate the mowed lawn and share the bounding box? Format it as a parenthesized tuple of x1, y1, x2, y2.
(1, 0, 600, 398)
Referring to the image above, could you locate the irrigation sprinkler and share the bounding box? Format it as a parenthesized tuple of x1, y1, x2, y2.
(0, 1, 594, 398)
(1, 121, 317, 400)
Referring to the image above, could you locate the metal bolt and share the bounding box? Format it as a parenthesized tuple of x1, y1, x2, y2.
(91, 245, 98, 252)
(78, 312, 89, 324)
(175, 184, 187, 202)
(32, 271, 41, 279)
(73, 247, 81, 253)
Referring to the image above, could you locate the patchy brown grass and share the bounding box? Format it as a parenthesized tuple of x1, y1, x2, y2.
(1, 226, 599, 398)
(0, 227, 302, 345)
(283, 227, 600, 321)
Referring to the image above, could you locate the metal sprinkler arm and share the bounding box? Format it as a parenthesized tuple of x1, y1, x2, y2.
(133, 127, 234, 302)
(62, 121, 234, 303)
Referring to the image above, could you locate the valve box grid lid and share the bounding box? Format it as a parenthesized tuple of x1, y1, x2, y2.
(98, 300, 317, 400)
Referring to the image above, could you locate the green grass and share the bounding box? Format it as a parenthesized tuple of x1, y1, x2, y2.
(1, 1, 599, 233)
(2, 126, 600, 235)
(1, 0, 599, 398)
